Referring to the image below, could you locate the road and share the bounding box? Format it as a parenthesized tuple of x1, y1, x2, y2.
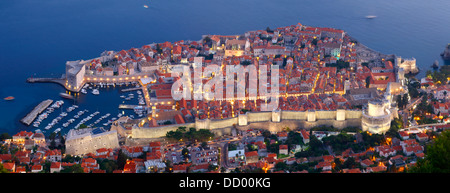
(403, 122, 447, 130)
(208, 136, 241, 171)
(400, 96, 423, 128)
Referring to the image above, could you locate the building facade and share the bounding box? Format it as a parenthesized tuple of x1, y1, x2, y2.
(66, 60, 87, 91)
(65, 128, 120, 156)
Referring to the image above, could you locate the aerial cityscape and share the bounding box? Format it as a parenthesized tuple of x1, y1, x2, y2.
(1, 0, 449, 176)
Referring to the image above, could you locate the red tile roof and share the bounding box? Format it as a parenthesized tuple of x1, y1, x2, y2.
(245, 151, 258, 157)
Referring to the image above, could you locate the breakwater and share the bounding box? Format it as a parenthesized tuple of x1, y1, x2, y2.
(20, 99, 53, 126)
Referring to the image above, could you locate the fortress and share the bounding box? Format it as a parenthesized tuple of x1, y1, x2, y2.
(395, 56, 419, 74)
(361, 98, 393, 134)
(65, 128, 120, 156)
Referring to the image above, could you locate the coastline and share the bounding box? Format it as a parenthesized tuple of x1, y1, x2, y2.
(348, 35, 395, 63)
(18, 24, 418, 138)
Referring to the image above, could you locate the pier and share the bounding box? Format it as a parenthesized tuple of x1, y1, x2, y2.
(27, 77, 66, 85)
(26, 76, 69, 90)
(20, 99, 53, 126)
(121, 87, 142, 92)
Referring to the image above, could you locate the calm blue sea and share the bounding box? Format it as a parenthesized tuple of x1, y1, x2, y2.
(1, 0, 450, 135)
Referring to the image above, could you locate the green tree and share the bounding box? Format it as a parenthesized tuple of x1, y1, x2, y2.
(0, 133, 11, 141)
(275, 161, 288, 171)
(201, 142, 208, 149)
(332, 158, 343, 173)
(247, 144, 258, 152)
(182, 148, 190, 160)
(166, 127, 214, 142)
(309, 135, 324, 152)
(426, 70, 432, 78)
(261, 130, 271, 138)
(286, 131, 302, 146)
(409, 130, 450, 173)
(396, 95, 403, 109)
(98, 159, 118, 173)
(365, 76, 371, 88)
(156, 43, 163, 54)
(60, 164, 84, 173)
(203, 36, 212, 46)
(343, 157, 357, 169)
(208, 164, 219, 172)
(322, 133, 354, 154)
(402, 94, 409, 109)
(386, 117, 403, 138)
(0, 163, 9, 173)
(62, 154, 81, 163)
(116, 149, 129, 170)
(49, 139, 57, 150)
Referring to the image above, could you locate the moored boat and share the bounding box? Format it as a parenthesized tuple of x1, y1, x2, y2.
(4, 96, 14, 101)
(60, 93, 74, 99)
(92, 89, 100, 95)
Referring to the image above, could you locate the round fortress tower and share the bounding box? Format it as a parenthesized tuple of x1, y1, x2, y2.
(367, 99, 386, 117)
(362, 98, 392, 134)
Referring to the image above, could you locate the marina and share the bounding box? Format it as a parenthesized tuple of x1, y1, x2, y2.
(20, 99, 54, 126)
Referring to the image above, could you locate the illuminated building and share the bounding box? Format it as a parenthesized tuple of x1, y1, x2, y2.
(361, 98, 392, 134)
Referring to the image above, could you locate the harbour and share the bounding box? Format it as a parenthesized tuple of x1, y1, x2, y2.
(15, 81, 149, 136)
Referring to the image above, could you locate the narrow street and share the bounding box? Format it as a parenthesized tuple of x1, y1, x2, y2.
(400, 96, 423, 128)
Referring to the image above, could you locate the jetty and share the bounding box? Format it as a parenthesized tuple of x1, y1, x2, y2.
(119, 104, 142, 109)
(27, 77, 68, 89)
(20, 99, 53, 126)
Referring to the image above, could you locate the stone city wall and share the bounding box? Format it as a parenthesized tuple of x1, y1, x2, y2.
(236, 119, 361, 133)
(132, 122, 195, 139)
(131, 109, 363, 139)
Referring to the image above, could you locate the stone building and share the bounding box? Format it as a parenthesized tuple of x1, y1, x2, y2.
(65, 60, 87, 91)
(395, 56, 418, 74)
(361, 98, 392, 134)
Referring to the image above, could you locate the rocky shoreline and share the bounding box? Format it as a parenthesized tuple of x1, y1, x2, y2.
(348, 35, 395, 65)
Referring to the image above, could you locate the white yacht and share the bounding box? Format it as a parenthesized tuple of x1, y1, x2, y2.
(92, 89, 100, 95)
